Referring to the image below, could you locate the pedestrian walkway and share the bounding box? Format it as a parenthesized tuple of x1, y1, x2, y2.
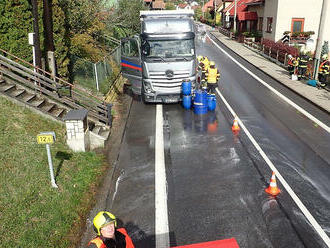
(209, 30, 330, 114)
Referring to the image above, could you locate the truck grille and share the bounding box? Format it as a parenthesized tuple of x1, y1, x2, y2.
(149, 70, 191, 88)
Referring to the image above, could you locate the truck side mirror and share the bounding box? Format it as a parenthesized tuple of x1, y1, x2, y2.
(142, 41, 150, 55)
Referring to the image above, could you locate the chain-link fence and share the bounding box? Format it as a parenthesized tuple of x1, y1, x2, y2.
(71, 46, 121, 95)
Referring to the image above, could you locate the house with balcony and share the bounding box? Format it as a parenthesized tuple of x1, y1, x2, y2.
(220, 0, 329, 53)
(262, 0, 323, 51)
(221, 0, 258, 33)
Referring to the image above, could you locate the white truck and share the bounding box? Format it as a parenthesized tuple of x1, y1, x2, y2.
(121, 10, 196, 103)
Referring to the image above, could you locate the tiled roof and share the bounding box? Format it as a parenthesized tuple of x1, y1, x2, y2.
(152, 0, 165, 9)
(202, 0, 213, 12)
(178, 3, 188, 8)
(222, 0, 248, 16)
(245, 0, 264, 5)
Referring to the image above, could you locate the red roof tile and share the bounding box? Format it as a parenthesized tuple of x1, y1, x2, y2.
(202, 0, 214, 12)
(245, 0, 264, 5)
(223, 0, 248, 16)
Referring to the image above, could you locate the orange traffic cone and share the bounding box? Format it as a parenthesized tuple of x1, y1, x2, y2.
(232, 116, 240, 132)
(265, 172, 281, 196)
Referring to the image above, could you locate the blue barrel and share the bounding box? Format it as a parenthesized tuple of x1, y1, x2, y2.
(193, 90, 208, 114)
(182, 95, 192, 109)
(182, 81, 192, 95)
(207, 94, 216, 111)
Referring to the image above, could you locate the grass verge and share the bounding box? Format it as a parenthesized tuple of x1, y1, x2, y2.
(0, 96, 106, 247)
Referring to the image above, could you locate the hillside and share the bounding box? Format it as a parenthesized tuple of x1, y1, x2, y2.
(0, 96, 106, 247)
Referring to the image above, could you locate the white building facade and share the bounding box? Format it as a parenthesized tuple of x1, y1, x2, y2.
(262, 0, 328, 53)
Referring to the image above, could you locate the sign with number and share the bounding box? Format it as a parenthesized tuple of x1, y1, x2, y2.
(37, 132, 56, 144)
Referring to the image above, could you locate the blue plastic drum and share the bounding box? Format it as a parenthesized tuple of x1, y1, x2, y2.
(207, 94, 216, 111)
(182, 95, 192, 109)
(182, 81, 192, 95)
(193, 90, 208, 114)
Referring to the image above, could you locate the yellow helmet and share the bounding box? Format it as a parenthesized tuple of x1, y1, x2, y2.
(197, 55, 203, 61)
(93, 211, 117, 236)
(210, 61, 215, 66)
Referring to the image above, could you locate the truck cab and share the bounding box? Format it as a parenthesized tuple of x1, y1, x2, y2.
(121, 10, 196, 103)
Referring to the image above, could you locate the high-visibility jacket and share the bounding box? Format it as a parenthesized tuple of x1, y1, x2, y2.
(297, 55, 311, 68)
(88, 228, 135, 248)
(288, 57, 298, 67)
(202, 57, 210, 71)
(319, 61, 329, 75)
(206, 67, 220, 84)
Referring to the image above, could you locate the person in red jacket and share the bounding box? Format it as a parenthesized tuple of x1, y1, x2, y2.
(87, 211, 135, 248)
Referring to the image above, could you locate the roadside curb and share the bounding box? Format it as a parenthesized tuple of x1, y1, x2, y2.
(79, 93, 133, 247)
(209, 31, 330, 115)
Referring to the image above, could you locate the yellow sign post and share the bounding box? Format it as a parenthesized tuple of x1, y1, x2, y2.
(37, 132, 58, 188)
(37, 133, 55, 144)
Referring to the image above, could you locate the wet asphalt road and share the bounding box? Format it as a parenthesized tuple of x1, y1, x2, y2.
(106, 32, 330, 248)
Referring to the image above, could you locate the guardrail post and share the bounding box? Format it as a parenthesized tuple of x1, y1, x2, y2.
(106, 103, 113, 128)
(269, 47, 271, 57)
(284, 53, 288, 65)
(94, 63, 99, 91)
(276, 50, 279, 61)
(262, 44, 265, 54)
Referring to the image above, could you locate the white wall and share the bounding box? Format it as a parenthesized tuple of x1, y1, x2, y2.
(263, 0, 278, 40)
(271, 0, 322, 51)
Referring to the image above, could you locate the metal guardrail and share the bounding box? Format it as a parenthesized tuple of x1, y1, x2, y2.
(0, 48, 111, 126)
(243, 38, 289, 67)
(218, 26, 233, 39)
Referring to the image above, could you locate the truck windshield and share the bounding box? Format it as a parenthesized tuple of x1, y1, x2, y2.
(143, 39, 194, 59)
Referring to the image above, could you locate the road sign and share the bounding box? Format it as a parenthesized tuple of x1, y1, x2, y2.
(37, 131, 58, 188)
(37, 131, 56, 144)
(225, 11, 230, 22)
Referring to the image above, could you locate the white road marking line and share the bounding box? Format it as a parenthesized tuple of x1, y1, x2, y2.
(207, 33, 330, 134)
(216, 87, 330, 247)
(155, 104, 170, 248)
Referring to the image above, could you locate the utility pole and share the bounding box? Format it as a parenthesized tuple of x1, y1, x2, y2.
(202, 0, 205, 19)
(313, 0, 327, 80)
(31, 0, 42, 69)
(214, 0, 217, 24)
(234, 0, 237, 33)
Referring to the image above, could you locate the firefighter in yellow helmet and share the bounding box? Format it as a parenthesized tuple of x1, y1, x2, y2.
(318, 54, 329, 88)
(87, 211, 135, 248)
(297, 50, 312, 80)
(205, 61, 220, 94)
(199, 56, 210, 89)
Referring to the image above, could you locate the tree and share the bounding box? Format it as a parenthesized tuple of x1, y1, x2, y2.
(165, 2, 176, 10)
(321, 41, 329, 58)
(105, 0, 147, 39)
(0, 1, 34, 61)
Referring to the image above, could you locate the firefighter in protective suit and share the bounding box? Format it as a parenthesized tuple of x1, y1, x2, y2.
(205, 61, 220, 94)
(200, 56, 210, 89)
(297, 50, 312, 80)
(287, 54, 298, 75)
(87, 211, 135, 248)
(318, 54, 329, 88)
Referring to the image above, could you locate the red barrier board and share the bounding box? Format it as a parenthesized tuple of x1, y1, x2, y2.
(172, 238, 239, 248)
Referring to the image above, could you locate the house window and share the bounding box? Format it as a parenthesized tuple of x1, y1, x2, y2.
(266, 17, 272, 33)
(291, 18, 304, 33)
(258, 17, 263, 31)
